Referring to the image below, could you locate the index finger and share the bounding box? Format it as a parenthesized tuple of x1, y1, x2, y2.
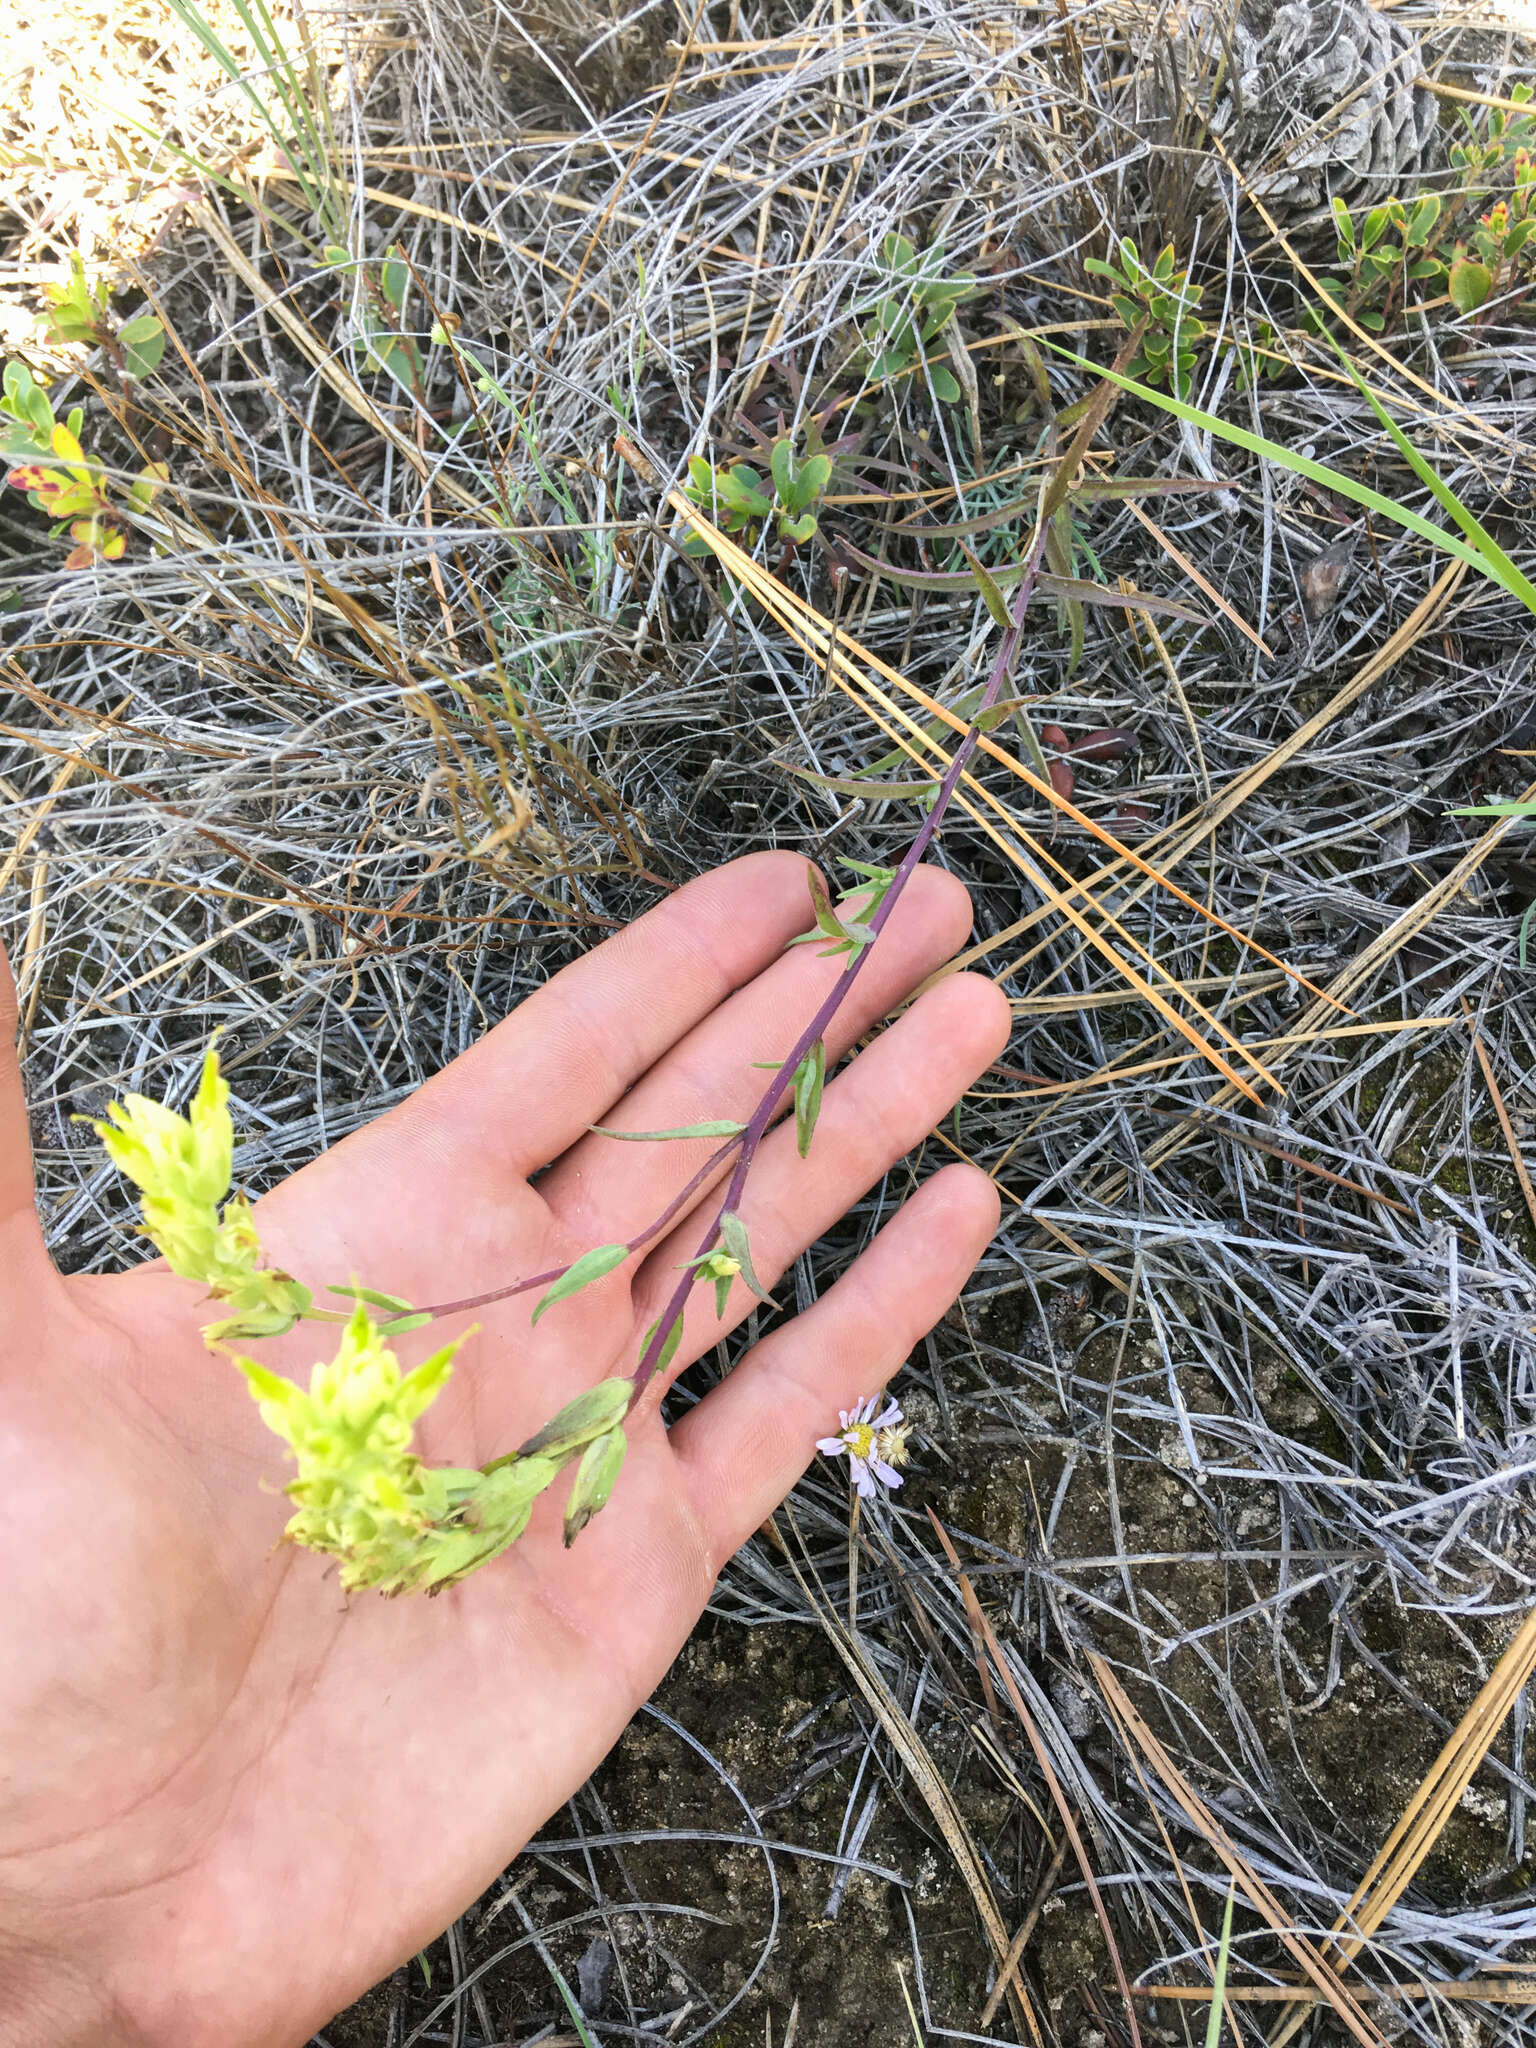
(256, 854, 824, 1265)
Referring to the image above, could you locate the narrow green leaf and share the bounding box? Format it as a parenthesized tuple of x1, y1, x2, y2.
(834, 537, 1206, 621)
(1042, 339, 1536, 614)
(589, 1119, 747, 1142)
(1203, 1880, 1237, 2048)
(546, 1958, 603, 2047)
(793, 1040, 825, 1158)
(956, 538, 1015, 632)
(781, 763, 938, 799)
(640, 1310, 686, 1380)
(717, 1211, 780, 1310)
(517, 1376, 632, 1458)
(1323, 333, 1536, 615)
(327, 1281, 417, 1312)
(770, 436, 793, 503)
(530, 1243, 629, 1325)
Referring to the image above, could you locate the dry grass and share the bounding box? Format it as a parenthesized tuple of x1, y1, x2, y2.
(5, 0, 1536, 2042)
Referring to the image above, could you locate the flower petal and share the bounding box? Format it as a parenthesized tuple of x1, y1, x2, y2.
(872, 1462, 904, 1488)
(816, 1437, 848, 1457)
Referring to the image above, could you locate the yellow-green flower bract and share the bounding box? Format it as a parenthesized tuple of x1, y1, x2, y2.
(237, 1311, 635, 1594)
(238, 1304, 489, 1594)
(95, 1043, 642, 1591)
(93, 1046, 311, 1338)
(95, 1046, 235, 1275)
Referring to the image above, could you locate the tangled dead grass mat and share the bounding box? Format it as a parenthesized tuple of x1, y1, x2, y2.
(6, 0, 1536, 2040)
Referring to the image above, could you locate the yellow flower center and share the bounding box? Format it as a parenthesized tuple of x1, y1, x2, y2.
(845, 1422, 876, 1459)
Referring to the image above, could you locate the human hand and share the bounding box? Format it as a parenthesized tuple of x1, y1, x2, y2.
(0, 853, 1008, 2047)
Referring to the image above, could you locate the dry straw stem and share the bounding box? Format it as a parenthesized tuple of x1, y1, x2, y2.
(1087, 774, 1536, 1212)
(951, 556, 1468, 988)
(1459, 994, 1536, 1243)
(923, 1517, 1145, 2048)
(1135, 1974, 1536, 2004)
(1120, 496, 1273, 656)
(667, 493, 1317, 1103)
(1267, 1602, 1536, 2048)
(977, 1835, 1070, 2030)
(772, 1509, 1042, 2047)
(195, 206, 499, 520)
(1088, 1654, 1389, 2048)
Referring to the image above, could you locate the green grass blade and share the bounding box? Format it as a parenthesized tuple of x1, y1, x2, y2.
(1204, 1879, 1236, 2048)
(1043, 341, 1536, 612)
(164, 0, 342, 238)
(1321, 333, 1536, 614)
(547, 1960, 602, 2047)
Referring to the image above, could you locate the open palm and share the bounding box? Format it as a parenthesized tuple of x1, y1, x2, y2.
(0, 853, 1007, 2048)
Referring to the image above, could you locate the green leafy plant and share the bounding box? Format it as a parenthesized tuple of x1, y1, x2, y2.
(2, 361, 166, 570)
(1314, 194, 1445, 332)
(683, 417, 835, 554)
(1311, 86, 1536, 329)
(862, 233, 975, 402)
(1085, 237, 1205, 398)
(40, 252, 166, 379)
(325, 243, 423, 389)
(96, 503, 1065, 1593)
(1445, 159, 1536, 315)
(1448, 79, 1536, 203)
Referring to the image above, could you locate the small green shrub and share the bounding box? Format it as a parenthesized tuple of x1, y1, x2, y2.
(862, 232, 975, 402)
(1085, 237, 1204, 398)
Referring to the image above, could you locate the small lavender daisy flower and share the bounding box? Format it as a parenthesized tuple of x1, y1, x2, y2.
(817, 1394, 911, 1499)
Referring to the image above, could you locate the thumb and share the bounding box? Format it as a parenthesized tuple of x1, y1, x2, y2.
(0, 943, 48, 1279)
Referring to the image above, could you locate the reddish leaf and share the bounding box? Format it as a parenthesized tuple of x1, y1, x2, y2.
(1066, 726, 1139, 762)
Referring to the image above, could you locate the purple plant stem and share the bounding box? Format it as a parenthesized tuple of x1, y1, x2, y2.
(631, 517, 1054, 1393)
(408, 521, 1051, 1372)
(411, 1134, 746, 1320)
